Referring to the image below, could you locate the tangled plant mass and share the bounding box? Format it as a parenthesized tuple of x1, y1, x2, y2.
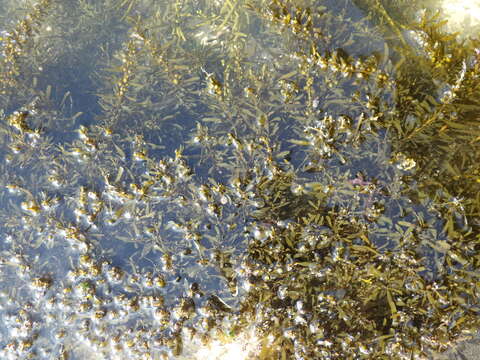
(0, 0, 479, 359)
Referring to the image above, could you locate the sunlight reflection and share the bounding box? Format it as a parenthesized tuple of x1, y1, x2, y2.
(441, 0, 480, 34)
(182, 327, 260, 360)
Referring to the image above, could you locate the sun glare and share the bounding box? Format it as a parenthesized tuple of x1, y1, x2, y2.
(181, 327, 260, 360)
(196, 340, 250, 360)
(441, 0, 480, 34)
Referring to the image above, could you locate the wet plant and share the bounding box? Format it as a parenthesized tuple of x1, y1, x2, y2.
(0, 0, 479, 359)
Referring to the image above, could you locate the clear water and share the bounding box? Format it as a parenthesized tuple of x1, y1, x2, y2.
(0, 0, 479, 359)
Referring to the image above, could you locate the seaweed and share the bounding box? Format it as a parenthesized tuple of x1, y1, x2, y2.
(0, 0, 479, 359)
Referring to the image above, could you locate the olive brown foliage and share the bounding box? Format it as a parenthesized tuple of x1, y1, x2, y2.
(0, 0, 479, 359)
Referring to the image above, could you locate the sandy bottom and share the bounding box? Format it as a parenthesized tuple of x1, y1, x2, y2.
(431, 332, 480, 359)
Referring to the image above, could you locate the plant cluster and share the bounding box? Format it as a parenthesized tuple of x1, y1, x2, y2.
(0, 0, 479, 359)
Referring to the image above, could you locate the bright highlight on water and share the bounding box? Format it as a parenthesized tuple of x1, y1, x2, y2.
(441, 0, 480, 32)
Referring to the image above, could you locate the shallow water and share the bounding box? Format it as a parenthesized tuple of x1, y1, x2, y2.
(0, 0, 479, 359)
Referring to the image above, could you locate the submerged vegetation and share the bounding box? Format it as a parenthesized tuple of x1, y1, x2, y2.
(0, 0, 479, 359)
